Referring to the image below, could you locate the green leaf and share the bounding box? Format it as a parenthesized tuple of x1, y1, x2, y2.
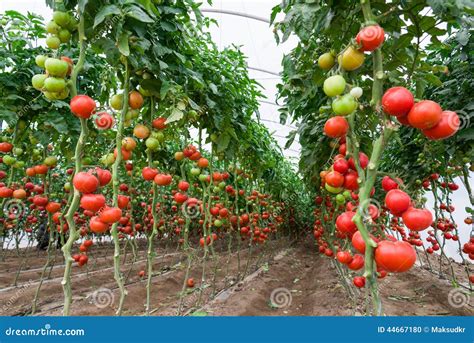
(165, 108, 183, 124)
(118, 32, 130, 56)
(216, 133, 231, 153)
(125, 5, 154, 23)
(94, 5, 122, 28)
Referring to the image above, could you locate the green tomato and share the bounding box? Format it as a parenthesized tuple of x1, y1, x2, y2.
(82, 157, 92, 165)
(54, 87, 70, 100)
(343, 190, 352, 199)
(214, 219, 223, 227)
(336, 194, 345, 203)
(13, 161, 24, 169)
(191, 167, 201, 176)
(155, 131, 165, 143)
(13, 148, 23, 156)
(32, 74, 47, 90)
(110, 94, 123, 111)
(46, 20, 60, 34)
(64, 183, 71, 192)
(325, 183, 343, 194)
(323, 75, 346, 97)
(104, 153, 116, 166)
(45, 58, 68, 78)
(44, 156, 57, 166)
(198, 174, 207, 182)
(44, 77, 66, 92)
(52, 11, 70, 27)
(58, 29, 71, 43)
(219, 181, 226, 190)
(35, 55, 47, 68)
(145, 137, 160, 151)
(210, 133, 218, 142)
(213, 186, 221, 193)
(46, 35, 61, 49)
(332, 94, 358, 115)
(2, 155, 16, 166)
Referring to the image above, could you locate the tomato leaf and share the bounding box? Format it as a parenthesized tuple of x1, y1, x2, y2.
(125, 5, 154, 23)
(117, 32, 130, 56)
(94, 5, 122, 28)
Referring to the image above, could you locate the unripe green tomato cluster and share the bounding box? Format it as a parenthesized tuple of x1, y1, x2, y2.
(32, 56, 71, 99)
(46, 11, 77, 49)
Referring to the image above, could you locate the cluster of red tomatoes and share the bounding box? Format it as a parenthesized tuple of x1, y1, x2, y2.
(382, 87, 460, 140)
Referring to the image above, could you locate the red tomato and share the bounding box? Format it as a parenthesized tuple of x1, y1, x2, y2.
(70, 95, 96, 119)
(95, 168, 112, 186)
(344, 171, 359, 190)
(80, 194, 106, 212)
(178, 180, 190, 191)
(154, 174, 172, 186)
(333, 158, 349, 174)
(89, 216, 109, 234)
(381, 87, 414, 116)
(384, 189, 411, 216)
(45, 202, 61, 213)
(353, 276, 366, 288)
(73, 172, 99, 194)
(336, 211, 356, 236)
(381, 176, 399, 191)
(142, 167, 158, 181)
(336, 251, 353, 264)
(348, 152, 369, 170)
(402, 207, 433, 231)
(356, 25, 384, 51)
(422, 111, 460, 140)
(407, 100, 442, 129)
(375, 240, 416, 272)
(152, 117, 167, 130)
(347, 254, 364, 270)
(324, 116, 349, 138)
(0, 142, 13, 153)
(99, 207, 122, 224)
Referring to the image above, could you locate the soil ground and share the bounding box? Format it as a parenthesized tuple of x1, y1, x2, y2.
(0, 238, 472, 316)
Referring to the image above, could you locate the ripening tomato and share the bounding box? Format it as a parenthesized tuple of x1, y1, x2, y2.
(197, 157, 209, 168)
(318, 52, 335, 70)
(70, 95, 96, 119)
(381, 87, 414, 116)
(73, 172, 99, 194)
(0, 187, 13, 198)
(384, 189, 411, 216)
(133, 124, 150, 139)
(34, 164, 49, 175)
(129, 91, 144, 110)
(45, 202, 61, 213)
(356, 25, 385, 51)
(324, 116, 349, 138)
(407, 100, 442, 129)
(152, 117, 167, 130)
(339, 46, 365, 71)
(325, 171, 345, 188)
(13, 189, 27, 199)
(422, 111, 460, 140)
(0, 142, 13, 153)
(154, 173, 172, 186)
(375, 240, 416, 272)
(402, 207, 433, 231)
